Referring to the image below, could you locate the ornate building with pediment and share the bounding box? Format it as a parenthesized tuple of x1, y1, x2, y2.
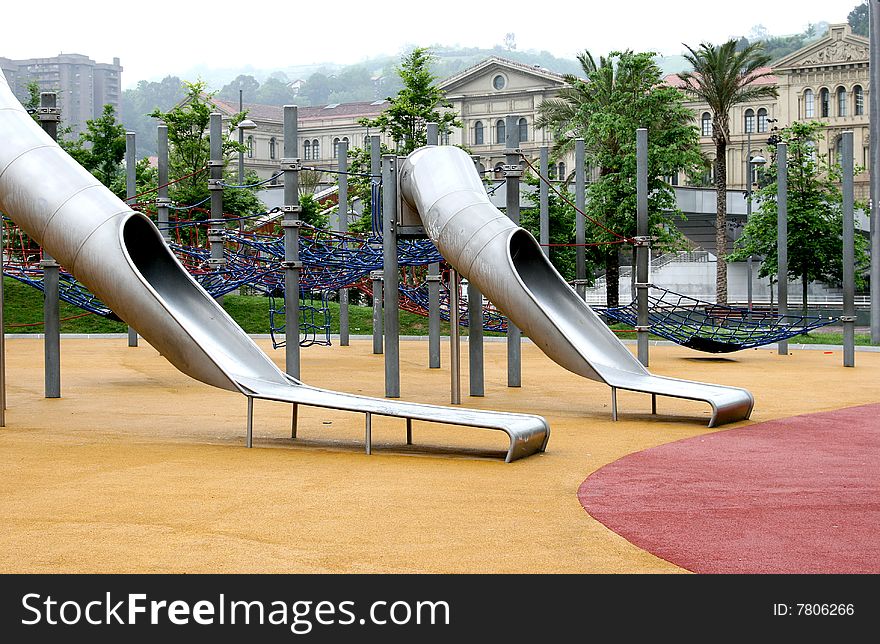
(674, 23, 871, 199)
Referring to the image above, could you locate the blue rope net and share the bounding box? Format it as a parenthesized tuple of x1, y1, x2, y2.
(599, 285, 836, 353)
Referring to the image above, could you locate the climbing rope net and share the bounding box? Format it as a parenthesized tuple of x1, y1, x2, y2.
(598, 285, 835, 353)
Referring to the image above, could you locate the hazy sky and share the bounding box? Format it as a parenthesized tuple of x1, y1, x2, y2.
(3, 0, 860, 87)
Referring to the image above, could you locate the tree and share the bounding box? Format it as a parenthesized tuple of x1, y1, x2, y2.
(217, 75, 261, 103)
(520, 176, 583, 280)
(678, 39, 778, 304)
(346, 142, 393, 233)
(256, 77, 297, 106)
(149, 80, 262, 218)
(121, 76, 185, 157)
(848, 1, 868, 37)
(536, 50, 704, 307)
(65, 104, 127, 190)
(729, 121, 869, 315)
(359, 48, 461, 154)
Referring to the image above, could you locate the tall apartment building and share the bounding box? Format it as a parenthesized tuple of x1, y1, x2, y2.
(0, 53, 123, 137)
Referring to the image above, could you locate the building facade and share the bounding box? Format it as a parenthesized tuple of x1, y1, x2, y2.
(0, 53, 123, 137)
(673, 24, 870, 199)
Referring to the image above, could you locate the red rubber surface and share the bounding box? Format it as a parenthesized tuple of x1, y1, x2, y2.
(578, 404, 880, 573)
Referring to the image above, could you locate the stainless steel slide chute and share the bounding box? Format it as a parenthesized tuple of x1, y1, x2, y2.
(0, 70, 549, 461)
(399, 145, 753, 427)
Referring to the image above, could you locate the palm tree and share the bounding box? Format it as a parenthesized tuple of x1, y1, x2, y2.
(677, 40, 777, 304)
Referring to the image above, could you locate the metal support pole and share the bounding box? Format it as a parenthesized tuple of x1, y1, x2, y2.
(406, 418, 412, 445)
(449, 269, 461, 405)
(238, 89, 245, 185)
(468, 154, 485, 396)
(635, 128, 650, 367)
(777, 143, 789, 356)
(505, 115, 522, 388)
(371, 271, 383, 354)
(157, 125, 170, 241)
(1, 214, 5, 427)
(382, 155, 400, 398)
(283, 105, 302, 379)
(337, 140, 349, 346)
(468, 278, 484, 397)
(427, 128, 441, 369)
(208, 113, 225, 306)
(246, 397, 254, 448)
(842, 131, 856, 367)
(575, 138, 586, 300)
(291, 402, 298, 439)
(365, 412, 372, 455)
(611, 387, 618, 422)
(426, 122, 438, 146)
(539, 146, 550, 257)
(746, 128, 754, 320)
(871, 0, 880, 343)
(125, 131, 139, 347)
(38, 92, 60, 399)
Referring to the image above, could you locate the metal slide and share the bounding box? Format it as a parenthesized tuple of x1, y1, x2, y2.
(399, 146, 754, 427)
(0, 71, 549, 462)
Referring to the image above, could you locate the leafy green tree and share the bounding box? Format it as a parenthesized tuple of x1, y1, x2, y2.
(519, 176, 584, 280)
(359, 48, 461, 154)
(678, 40, 778, 304)
(149, 80, 262, 218)
(121, 76, 185, 157)
(65, 104, 127, 190)
(848, 1, 868, 37)
(536, 50, 703, 307)
(256, 77, 297, 106)
(217, 75, 261, 103)
(729, 121, 869, 315)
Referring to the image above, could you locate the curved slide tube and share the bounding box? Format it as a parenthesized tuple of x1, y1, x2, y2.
(0, 72, 548, 462)
(399, 146, 753, 427)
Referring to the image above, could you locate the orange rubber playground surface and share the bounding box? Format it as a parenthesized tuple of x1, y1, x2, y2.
(0, 335, 877, 574)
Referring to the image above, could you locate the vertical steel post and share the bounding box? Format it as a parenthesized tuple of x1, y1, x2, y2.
(777, 143, 789, 356)
(636, 129, 650, 367)
(505, 115, 522, 388)
(382, 155, 400, 398)
(871, 0, 880, 343)
(575, 138, 586, 300)
(746, 128, 754, 320)
(282, 106, 301, 379)
(370, 135, 384, 355)
(449, 269, 461, 404)
(208, 113, 225, 306)
(337, 140, 349, 346)
(371, 271, 383, 354)
(539, 146, 550, 257)
(1, 212, 5, 426)
(427, 126, 441, 369)
(468, 155, 484, 396)
(238, 89, 245, 184)
(125, 132, 139, 347)
(157, 125, 170, 241)
(842, 131, 856, 367)
(38, 92, 60, 399)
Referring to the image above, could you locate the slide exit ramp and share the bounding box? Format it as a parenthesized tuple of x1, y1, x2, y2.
(0, 71, 548, 462)
(399, 146, 753, 427)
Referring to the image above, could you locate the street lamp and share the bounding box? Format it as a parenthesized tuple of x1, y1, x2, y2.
(237, 88, 257, 184)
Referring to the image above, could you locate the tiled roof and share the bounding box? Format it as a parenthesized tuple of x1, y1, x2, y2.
(664, 66, 777, 89)
(210, 97, 389, 123)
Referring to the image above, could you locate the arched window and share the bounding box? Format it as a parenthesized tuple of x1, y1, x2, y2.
(820, 88, 830, 117)
(557, 162, 566, 180)
(744, 108, 755, 134)
(333, 137, 341, 158)
(757, 108, 768, 133)
(312, 139, 320, 159)
(303, 140, 311, 161)
(342, 136, 349, 145)
(269, 137, 276, 160)
(854, 85, 864, 115)
(548, 164, 556, 180)
(804, 89, 815, 118)
(518, 117, 528, 143)
(701, 112, 712, 137)
(247, 135, 254, 158)
(474, 121, 484, 145)
(837, 86, 847, 117)
(495, 119, 506, 144)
